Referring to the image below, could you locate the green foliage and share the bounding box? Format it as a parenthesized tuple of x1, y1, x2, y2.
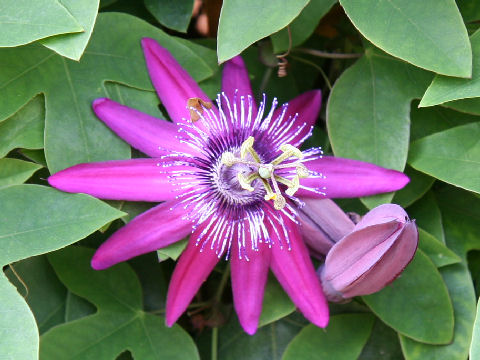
(340, 0, 471, 77)
(0, 0, 83, 47)
(1, 1, 480, 359)
(282, 314, 375, 360)
(363, 250, 454, 344)
(0, 185, 124, 360)
(217, 0, 309, 63)
(409, 122, 480, 194)
(144, 0, 194, 33)
(41, 246, 199, 359)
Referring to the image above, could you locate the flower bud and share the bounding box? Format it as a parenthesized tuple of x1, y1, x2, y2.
(319, 204, 418, 302)
(298, 198, 355, 258)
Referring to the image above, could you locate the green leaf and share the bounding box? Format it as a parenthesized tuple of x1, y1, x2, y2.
(42, 246, 199, 359)
(5, 256, 68, 334)
(0, 158, 42, 188)
(20, 149, 48, 167)
(258, 275, 295, 327)
(0, 184, 124, 360)
(391, 165, 435, 208)
(410, 99, 479, 142)
(363, 250, 454, 344)
(0, 0, 83, 47)
(41, 0, 100, 61)
(400, 187, 478, 360)
(157, 238, 188, 261)
(282, 314, 375, 360)
(217, 0, 309, 63)
(326, 47, 432, 207)
(457, 0, 480, 22)
(470, 298, 480, 360)
(0, 12, 217, 174)
(443, 97, 480, 115)
(104, 82, 164, 120)
(407, 191, 445, 244)
(340, 0, 471, 77)
(400, 262, 476, 359)
(144, 0, 194, 33)
(420, 30, 480, 107)
(271, 0, 336, 53)
(358, 319, 404, 360)
(0, 95, 44, 158)
(408, 122, 480, 194)
(0, 275, 38, 360)
(214, 313, 306, 360)
(418, 228, 461, 268)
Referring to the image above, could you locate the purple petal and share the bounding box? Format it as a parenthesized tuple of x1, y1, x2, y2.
(270, 216, 329, 328)
(273, 90, 321, 147)
(48, 159, 195, 202)
(166, 226, 222, 326)
(325, 204, 418, 298)
(342, 221, 418, 297)
(141, 38, 216, 126)
(231, 238, 270, 335)
(298, 156, 410, 199)
(298, 198, 355, 257)
(323, 220, 401, 290)
(91, 200, 191, 270)
(222, 56, 257, 114)
(93, 98, 197, 157)
(355, 203, 409, 230)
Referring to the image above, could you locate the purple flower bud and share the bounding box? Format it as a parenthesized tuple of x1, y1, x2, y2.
(319, 204, 418, 302)
(298, 198, 355, 258)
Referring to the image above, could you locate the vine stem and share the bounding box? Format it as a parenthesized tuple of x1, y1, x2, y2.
(294, 47, 362, 59)
(214, 264, 231, 303)
(211, 327, 218, 360)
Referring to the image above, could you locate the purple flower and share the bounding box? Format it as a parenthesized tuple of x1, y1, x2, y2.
(48, 38, 409, 334)
(317, 203, 418, 302)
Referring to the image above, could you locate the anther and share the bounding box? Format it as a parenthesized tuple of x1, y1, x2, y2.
(221, 152, 236, 166)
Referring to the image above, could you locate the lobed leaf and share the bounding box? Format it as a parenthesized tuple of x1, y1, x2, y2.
(340, 0, 471, 77)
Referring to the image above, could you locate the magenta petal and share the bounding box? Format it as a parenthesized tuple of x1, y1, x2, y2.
(141, 38, 215, 126)
(222, 56, 257, 114)
(166, 226, 223, 326)
(298, 156, 410, 199)
(231, 239, 270, 335)
(321, 204, 418, 300)
(48, 158, 194, 202)
(93, 98, 196, 157)
(270, 216, 329, 328)
(343, 222, 418, 297)
(91, 200, 191, 270)
(272, 90, 321, 147)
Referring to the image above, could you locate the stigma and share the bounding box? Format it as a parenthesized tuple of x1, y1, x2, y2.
(221, 136, 309, 210)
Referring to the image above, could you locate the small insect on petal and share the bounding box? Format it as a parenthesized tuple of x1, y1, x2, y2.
(188, 97, 213, 122)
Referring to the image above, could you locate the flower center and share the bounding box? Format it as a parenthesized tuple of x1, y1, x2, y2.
(220, 136, 309, 210)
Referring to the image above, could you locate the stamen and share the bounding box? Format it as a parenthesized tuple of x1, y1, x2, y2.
(221, 136, 310, 210)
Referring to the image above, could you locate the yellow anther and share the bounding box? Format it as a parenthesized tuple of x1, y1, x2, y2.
(281, 144, 304, 159)
(239, 136, 262, 163)
(285, 175, 300, 196)
(221, 152, 236, 166)
(272, 144, 304, 165)
(240, 136, 255, 159)
(238, 172, 259, 192)
(274, 195, 286, 210)
(187, 98, 212, 122)
(296, 163, 309, 178)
